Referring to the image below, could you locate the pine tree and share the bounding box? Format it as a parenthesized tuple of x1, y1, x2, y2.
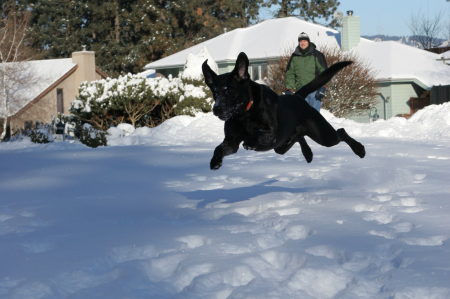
(265, 0, 340, 28)
(24, 0, 92, 58)
(298, 0, 340, 28)
(23, 0, 264, 77)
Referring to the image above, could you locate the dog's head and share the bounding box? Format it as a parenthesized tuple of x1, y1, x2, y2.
(202, 52, 251, 121)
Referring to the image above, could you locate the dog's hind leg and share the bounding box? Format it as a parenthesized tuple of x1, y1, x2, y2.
(298, 136, 313, 163)
(337, 128, 365, 158)
(302, 109, 365, 159)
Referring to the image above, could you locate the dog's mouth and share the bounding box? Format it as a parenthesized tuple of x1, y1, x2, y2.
(215, 112, 231, 121)
(213, 104, 233, 121)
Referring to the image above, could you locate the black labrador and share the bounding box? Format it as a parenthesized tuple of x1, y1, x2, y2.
(202, 52, 365, 170)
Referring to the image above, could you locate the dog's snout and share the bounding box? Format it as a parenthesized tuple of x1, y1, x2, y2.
(213, 104, 222, 116)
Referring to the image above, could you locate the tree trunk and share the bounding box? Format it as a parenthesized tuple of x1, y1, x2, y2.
(1, 70, 8, 141)
(115, 0, 119, 43)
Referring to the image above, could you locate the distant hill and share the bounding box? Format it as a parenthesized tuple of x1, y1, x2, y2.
(361, 35, 446, 48)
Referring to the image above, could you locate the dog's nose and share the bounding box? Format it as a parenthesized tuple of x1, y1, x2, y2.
(213, 105, 223, 116)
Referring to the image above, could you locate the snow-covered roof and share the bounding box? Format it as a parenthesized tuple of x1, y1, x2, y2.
(145, 17, 364, 69)
(1, 58, 77, 116)
(137, 69, 156, 78)
(145, 17, 450, 89)
(440, 50, 450, 59)
(436, 40, 450, 48)
(350, 41, 450, 88)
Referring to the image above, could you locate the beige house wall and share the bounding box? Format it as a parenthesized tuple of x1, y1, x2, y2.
(9, 51, 106, 133)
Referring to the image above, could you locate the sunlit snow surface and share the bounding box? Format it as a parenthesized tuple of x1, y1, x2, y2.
(1, 104, 450, 298)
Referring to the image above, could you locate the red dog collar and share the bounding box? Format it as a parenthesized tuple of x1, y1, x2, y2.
(246, 85, 253, 111)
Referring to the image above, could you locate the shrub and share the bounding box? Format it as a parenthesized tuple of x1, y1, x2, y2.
(69, 73, 213, 130)
(77, 124, 107, 148)
(174, 76, 213, 116)
(27, 129, 54, 144)
(69, 80, 110, 130)
(320, 45, 380, 117)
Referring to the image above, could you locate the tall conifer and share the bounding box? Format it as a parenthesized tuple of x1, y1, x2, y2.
(24, 0, 264, 77)
(265, 0, 340, 28)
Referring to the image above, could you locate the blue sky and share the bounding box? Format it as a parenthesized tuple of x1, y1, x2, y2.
(259, 0, 449, 38)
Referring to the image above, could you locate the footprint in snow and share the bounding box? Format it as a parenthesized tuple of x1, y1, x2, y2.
(413, 173, 427, 184)
(370, 195, 392, 202)
(176, 235, 210, 249)
(22, 241, 57, 253)
(402, 235, 448, 246)
(390, 197, 425, 213)
(284, 225, 311, 240)
(369, 222, 415, 240)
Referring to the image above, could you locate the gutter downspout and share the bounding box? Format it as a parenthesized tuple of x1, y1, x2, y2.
(376, 93, 390, 120)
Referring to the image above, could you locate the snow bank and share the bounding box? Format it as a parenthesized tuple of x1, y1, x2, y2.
(107, 112, 224, 146)
(106, 102, 450, 147)
(322, 102, 450, 141)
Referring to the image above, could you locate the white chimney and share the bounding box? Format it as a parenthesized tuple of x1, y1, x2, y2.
(341, 10, 360, 51)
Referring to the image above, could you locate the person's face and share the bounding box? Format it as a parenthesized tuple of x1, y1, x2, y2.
(299, 39, 309, 50)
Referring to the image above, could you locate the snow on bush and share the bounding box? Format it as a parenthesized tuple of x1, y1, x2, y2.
(27, 128, 54, 144)
(70, 47, 215, 130)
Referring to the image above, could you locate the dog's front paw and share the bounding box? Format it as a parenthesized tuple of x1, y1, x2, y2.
(304, 151, 313, 163)
(210, 156, 223, 170)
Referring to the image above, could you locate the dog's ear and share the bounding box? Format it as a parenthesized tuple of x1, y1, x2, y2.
(232, 52, 249, 81)
(202, 59, 216, 86)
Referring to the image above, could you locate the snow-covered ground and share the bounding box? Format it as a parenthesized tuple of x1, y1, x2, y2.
(1, 103, 450, 299)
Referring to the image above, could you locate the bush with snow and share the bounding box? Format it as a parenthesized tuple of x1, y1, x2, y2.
(78, 123, 108, 148)
(69, 75, 173, 130)
(70, 46, 216, 130)
(27, 129, 54, 144)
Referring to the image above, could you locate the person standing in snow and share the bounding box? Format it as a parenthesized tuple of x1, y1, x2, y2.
(285, 32, 328, 111)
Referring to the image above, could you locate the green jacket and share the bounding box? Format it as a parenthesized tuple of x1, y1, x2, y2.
(285, 43, 327, 91)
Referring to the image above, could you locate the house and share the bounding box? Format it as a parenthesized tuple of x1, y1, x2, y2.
(0, 49, 107, 136)
(144, 15, 450, 123)
(144, 17, 349, 80)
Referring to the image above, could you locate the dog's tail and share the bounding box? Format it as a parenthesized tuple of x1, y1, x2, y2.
(294, 61, 352, 98)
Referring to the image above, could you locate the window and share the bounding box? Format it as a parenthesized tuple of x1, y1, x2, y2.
(261, 63, 268, 79)
(250, 63, 269, 81)
(57, 89, 64, 114)
(252, 65, 260, 81)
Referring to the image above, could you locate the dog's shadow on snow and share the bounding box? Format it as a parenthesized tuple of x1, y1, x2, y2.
(178, 179, 322, 208)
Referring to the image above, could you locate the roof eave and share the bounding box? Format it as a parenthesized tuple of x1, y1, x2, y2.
(144, 56, 281, 70)
(378, 77, 430, 90)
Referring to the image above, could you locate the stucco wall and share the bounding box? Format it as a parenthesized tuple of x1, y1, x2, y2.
(10, 69, 106, 133)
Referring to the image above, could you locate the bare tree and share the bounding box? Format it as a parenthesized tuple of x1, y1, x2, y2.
(264, 43, 296, 95)
(264, 44, 380, 118)
(319, 45, 380, 117)
(406, 10, 444, 49)
(0, 2, 39, 140)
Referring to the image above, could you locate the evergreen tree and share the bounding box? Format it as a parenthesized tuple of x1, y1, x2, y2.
(265, 0, 340, 28)
(24, 0, 92, 58)
(23, 0, 264, 77)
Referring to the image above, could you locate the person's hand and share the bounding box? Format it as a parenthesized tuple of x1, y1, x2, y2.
(316, 86, 326, 99)
(285, 89, 293, 95)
